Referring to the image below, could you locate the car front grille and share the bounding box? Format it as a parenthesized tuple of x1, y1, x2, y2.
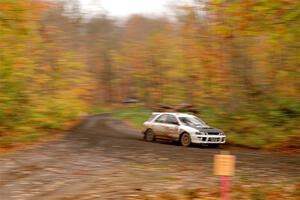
(207, 132, 220, 135)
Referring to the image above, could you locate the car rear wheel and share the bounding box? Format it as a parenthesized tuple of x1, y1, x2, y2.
(144, 129, 155, 142)
(180, 132, 191, 147)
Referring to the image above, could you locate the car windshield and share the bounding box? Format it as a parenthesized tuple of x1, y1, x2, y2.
(179, 116, 208, 127)
(148, 114, 159, 121)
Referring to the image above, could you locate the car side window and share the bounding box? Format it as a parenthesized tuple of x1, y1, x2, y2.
(155, 114, 168, 123)
(166, 115, 178, 125)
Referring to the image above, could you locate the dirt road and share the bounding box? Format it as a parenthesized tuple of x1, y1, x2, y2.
(0, 115, 299, 199)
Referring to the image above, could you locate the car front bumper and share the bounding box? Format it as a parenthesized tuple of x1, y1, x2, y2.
(191, 135, 226, 144)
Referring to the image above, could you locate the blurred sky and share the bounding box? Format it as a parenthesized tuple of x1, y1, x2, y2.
(78, 0, 194, 17)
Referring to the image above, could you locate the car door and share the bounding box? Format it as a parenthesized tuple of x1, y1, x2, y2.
(165, 114, 180, 139)
(153, 114, 169, 138)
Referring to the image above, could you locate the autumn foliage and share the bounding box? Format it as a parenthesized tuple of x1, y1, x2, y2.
(0, 0, 94, 145)
(0, 0, 299, 149)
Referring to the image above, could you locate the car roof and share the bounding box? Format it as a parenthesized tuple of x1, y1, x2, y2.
(152, 112, 196, 118)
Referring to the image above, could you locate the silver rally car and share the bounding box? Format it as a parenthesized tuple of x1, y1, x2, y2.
(142, 112, 226, 147)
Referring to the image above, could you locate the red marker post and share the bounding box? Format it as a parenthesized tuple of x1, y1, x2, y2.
(214, 151, 236, 200)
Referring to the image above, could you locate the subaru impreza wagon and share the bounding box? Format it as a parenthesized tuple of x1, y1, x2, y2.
(142, 112, 226, 148)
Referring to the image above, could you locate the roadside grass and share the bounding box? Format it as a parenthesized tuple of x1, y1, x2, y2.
(89, 106, 114, 115)
(111, 105, 151, 129)
(0, 131, 63, 154)
(92, 105, 300, 151)
(0, 132, 43, 148)
(0, 118, 82, 153)
(89, 104, 151, 129)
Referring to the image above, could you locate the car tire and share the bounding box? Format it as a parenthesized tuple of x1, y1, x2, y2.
(144, 129, 155, 142)
(209, 144, 220, 148)
(180, 132, 191, 147)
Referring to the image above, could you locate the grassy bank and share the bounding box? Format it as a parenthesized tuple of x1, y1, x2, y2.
(0, 117, 83, 153)
(90, 105, 151, 129)
(2, 104, 297, 152)
(92, 105, 300, 151)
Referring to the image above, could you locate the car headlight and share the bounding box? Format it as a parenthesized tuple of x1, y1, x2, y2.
(220, 132, 224, 135)
(196, 131, 207, 135)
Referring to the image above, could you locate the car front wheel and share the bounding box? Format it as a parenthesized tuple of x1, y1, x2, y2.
(144, 129, 155, 142)
(180, 132, 191, 147)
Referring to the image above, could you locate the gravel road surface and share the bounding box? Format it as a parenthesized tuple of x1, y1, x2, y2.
(0, 115, 299, 199)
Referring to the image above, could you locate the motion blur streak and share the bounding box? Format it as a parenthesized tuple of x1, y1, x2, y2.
(0, 0, 299, 199)
(1, 0, 299, 149)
